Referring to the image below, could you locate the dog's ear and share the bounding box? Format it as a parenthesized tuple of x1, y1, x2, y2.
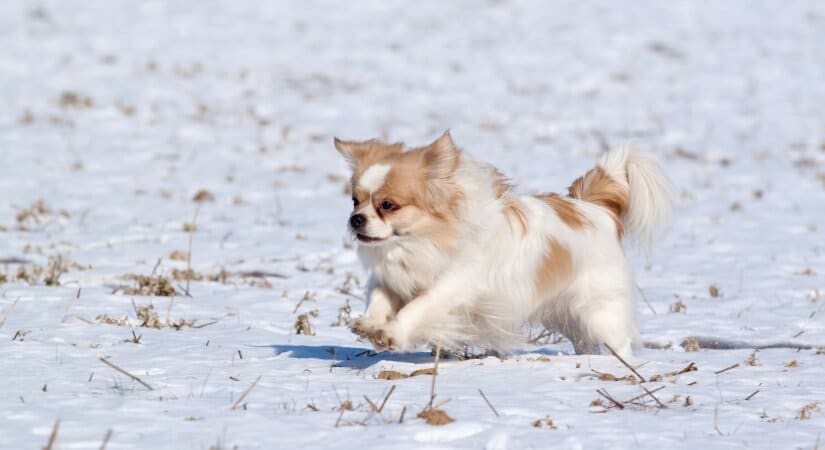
(424, 130, 459, 180)
(334, 138, 402, 168)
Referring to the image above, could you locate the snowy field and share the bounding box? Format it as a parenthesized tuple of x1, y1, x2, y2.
(1, 1, 824, 448)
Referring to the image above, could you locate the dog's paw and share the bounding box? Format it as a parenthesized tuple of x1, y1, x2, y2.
(369, 322, 410, 352)
(349, 317, 375, 338)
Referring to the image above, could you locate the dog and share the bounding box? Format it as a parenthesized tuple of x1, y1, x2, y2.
(334, 131, 672, 358)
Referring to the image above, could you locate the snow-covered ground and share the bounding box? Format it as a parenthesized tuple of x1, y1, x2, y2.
(1, 1, 824, 448)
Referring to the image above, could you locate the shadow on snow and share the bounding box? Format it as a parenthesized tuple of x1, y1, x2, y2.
(260, 344, 564, 369)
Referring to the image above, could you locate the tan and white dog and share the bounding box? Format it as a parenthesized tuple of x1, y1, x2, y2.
(334, 131, 672, 358)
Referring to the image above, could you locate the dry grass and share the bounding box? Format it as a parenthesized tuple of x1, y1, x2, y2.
(96, 302, 194, 330)
(796, 402, 820, 420)
(418, 408, 454, 425)
(648, 362, 697, 382)
(669, 299, 687, 313)
(330, 300, 352, 327)
(115, 274, 178, 296)
(294, 310, 319, 335)
(681, 337, 701, 352)
(532, 416, 557, 429)
(377, 368, 436, 380)
(1, 254, 81, 286)
(591, 370, 637, 383)
(192, 189, 215, 202)
(58, 91, 93, 108)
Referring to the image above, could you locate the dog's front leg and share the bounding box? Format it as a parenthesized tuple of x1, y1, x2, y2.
(350, 278, 401, 339)
(370, 274, 475, 352)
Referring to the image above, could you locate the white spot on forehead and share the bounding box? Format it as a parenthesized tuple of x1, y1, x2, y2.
(358, 163, 391, 193)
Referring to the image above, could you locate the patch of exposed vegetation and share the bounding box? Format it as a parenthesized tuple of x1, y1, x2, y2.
(192, 189, 215, 202)
(681, 337, 701, 352)
(114, 274, 178, 296)
(796, 402, 820, 420)
(96, 302, 194, 330)
(2, 254, 83, 286)
(330, 299, 352, 327)
(418, 408, 454, 426)
(532, 416, 557, 429)
(377, 368, 436, 380)
(58, 91, 93, 108)
(294, 309, 319, 335)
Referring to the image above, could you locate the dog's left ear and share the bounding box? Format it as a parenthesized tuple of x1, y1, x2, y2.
(425, 130, 459, 180)
(333, 138, 402, 168)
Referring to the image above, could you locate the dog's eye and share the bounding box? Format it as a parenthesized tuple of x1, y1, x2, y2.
(352, 197, 359, 208)
(380, 200, 397, 211)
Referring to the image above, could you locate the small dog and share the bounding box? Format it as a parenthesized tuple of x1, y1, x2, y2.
(334, 131, 672, 358)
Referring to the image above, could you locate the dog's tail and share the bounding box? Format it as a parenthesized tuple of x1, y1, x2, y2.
(569, 145, 674, 250)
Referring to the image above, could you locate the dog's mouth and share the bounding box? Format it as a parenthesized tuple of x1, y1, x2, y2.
(356, 233, 387, 244)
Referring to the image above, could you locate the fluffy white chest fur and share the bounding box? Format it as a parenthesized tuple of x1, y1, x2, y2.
(335, 132, 673, 358)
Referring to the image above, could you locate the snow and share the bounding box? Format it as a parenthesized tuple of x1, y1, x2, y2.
(1, 1, 824, 448)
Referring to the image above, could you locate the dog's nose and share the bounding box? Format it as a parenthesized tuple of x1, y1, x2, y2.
(349, 214, 366, 230)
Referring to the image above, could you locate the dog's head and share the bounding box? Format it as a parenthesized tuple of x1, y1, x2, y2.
(333, 131, 462, 249)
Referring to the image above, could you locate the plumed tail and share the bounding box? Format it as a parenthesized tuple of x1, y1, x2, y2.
(569, 145, 674, 250)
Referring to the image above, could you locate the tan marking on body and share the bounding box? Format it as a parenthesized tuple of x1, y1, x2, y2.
(536, 239, 574, 295)
(536, 193, 587, 229)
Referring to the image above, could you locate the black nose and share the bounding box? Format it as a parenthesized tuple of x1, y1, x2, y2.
(349, 214, 366, 230)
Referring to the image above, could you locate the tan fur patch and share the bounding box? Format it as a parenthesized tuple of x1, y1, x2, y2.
(536, 193, 587, 229)
(503, 200, 528, 235)
(568, 167, 629, 237)
(536, 239, 573, 295)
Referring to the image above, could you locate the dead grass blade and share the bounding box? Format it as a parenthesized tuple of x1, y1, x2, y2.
(99, 429, 112, 450)
(714, 363, 739, 375)
(0, 296, 21, 329)
(43, 419, 60, 450)
(99, 357, 153, 390)
(230, 375, 262, 410)
(596, 388, 624, 409)
(604, 342, 646, 383)
(478, 388, 499, 417)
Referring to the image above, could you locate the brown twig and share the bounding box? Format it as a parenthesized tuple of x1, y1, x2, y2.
(637, 284, 657, 315)
(603, 342, 646, 383)
(378, 385, 396, 413)
(43, 419, 60, 450)
(230, 375, 261, 410)
(0, 296, 21, 329)
(99, 429, 112, 450)
(150, 257, 162, 277)
(399, 405, 406, 424)
(426, 345, 442, 410)
(596, 388, 624, 409)
(478, 388, 500, 417)
(640, 385, 666, 408)
(165, 297, 174, 325)
(745, 390, 759, 401)
(60, 289, 81, 324)
(184, 207, 200, 297)
(622, 386, 666, 405)
(363, 395, 379, 413)
(334, 408, 346, 427)
(99, 357, 153, 390)
(714, 363, 739, 375)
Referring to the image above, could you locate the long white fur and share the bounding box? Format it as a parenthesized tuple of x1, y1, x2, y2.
(355, 145, 673, 358)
